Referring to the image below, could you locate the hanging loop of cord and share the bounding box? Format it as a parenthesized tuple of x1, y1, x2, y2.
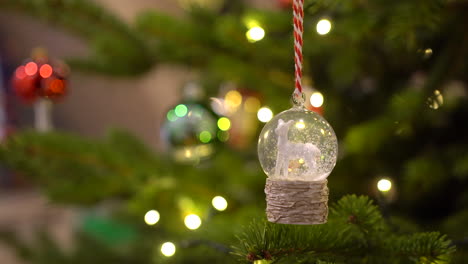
(292, 0, 305, 107)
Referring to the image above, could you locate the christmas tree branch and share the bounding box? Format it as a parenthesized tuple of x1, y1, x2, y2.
(0, 0, 153, 75)
(233, 196, 455, 263)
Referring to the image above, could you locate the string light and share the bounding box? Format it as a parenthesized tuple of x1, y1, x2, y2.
(424, 48, 433, 59)
(212, 196, 228, 211)
(377, 179, 392, 192)
(161, 242, 176, 257)
(244, 97, 261, 113)
(310, 92, 324, 107)
(25, 62, 38, 76)
(184, 214, 202, 230)
(257, 107, 273, 123)
(167, 110, 177, 122)
(217, 117, 231, 131)
(174, 104, 188, 117)
(199, 131, 212, 143)
(217, 131, 230, 142)
(316, 19, 332, 35)
(39, 64, 53, 78)
(427, 90, 443, 110)
(295, 121, 306, 129)
(246, 26, 265, 42)
(225, 90, 243, 112)
(144, 210, 160, 225)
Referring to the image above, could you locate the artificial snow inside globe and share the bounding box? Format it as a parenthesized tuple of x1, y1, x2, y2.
(258, 107, 337, 181)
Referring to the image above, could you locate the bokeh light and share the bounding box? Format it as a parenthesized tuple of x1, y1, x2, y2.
(257, 107, 273, 123)
(225, 90, 242, 110)
(295, 120, 305, 129)
(310, 92, 324, 107)
(244, 97, 261, 112)
(246, 26, 265, 42)
(217, 117, 231, 131)
(39, 64, 53, 78)
(175, 104, 188, 117)
(15, 66, 27, 79)
(161, 242, 176, 257)
(167, 109, 177, 121)
(217, 131, 230, 142)
(199, 131, 212, 143)
(212, 196, 228, 211)
(316, 19, 332, 35)
(184, 214, 202, 230)
(377, 179, 392, 192)
(144, 210, 160, 225)
(25, 62, 38, 76)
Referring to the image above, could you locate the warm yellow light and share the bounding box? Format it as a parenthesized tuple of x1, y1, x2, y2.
(257, 107, 273, 123)
(144, 210, 160, 225)
(212, 196, 228, 211)
(377, 179, 392, 192)
(316, 19, 332, 35)
(161, 242, 176, 257)
(428, 90, 444, 110)
(246, 26, 265, 42)
(225, 90, 243, 111)
(217, 117, 231, 131)
(184, 214, 202, 230)
(295, 121, 305, 129)
(424, 48, 433, 58)
(310, 92, 324, 107)
(244, 97, 261, 113)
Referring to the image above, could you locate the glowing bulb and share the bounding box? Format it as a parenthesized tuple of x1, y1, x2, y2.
(257, 107, 273, 123)
(217, 117, 231, 131)
(310, 92, 324, 107)
(295, 121, 305, 129)
(212, 196, 228, 211)
(377, 179, 392, 192)
(225, 90, 243, 111)
(39, 64, 53, 78)
(244, 97, 261, 112)
(161, 242, 176, 257)
(217, 131, 230, 142)
(174, 104, 188, 117)
(144, 210, 160, 225)
(199, 131, 212, 143)
(184, 214, 202, 230)
(167, 110, 177, 122)
(316, 19, 332, 35)
(25, 62, 38, 76)
(246, 26, 265, 42)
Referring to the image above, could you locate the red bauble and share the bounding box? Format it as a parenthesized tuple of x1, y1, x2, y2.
(11, 57, 69, 103)
(41, 77, 67, 100)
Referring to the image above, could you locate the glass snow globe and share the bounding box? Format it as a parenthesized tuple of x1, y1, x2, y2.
(258, 98, 338, 181)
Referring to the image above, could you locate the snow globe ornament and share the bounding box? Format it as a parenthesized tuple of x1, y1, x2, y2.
(258, 94, 338, 225)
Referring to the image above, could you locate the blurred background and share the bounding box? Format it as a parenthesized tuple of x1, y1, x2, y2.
(0, 0, 467, 263)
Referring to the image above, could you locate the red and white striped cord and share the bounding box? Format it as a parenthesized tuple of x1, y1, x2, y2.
(293, 0, 304, 96)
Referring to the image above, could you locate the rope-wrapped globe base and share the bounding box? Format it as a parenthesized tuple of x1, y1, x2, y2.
(265, 178, 328, 225)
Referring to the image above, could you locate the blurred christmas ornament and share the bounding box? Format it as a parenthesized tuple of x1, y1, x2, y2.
(10, 48, 70, 132)
(161, 82, 220, 163)
(210, 83, 261, 149)
(12, 48, 69, 103)
(258, 0, 338, 225)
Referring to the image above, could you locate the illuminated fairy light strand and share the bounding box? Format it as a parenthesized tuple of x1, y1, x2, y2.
(293, 0, 305, 96)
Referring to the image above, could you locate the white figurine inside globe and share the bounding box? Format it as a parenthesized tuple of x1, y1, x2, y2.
(258, 107, 338, 181)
